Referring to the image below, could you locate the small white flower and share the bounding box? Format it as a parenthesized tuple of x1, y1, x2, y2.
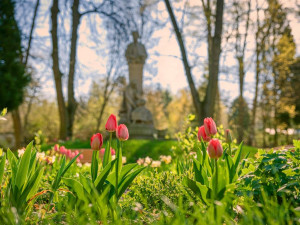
(122, 156, 127, 164)
(144, 156, 152, 165)
(132, 202, 143, 211)
(36, 152, 46, 161)
(151, 160, 161, 168)
(18, 149, 25, 158)
(160, 155, 172, 164)
(137, 158, 144, 165)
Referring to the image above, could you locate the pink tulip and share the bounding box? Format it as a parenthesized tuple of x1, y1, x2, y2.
(198, 126, 211, 142)
(79, 154, 84, 160)
(90, 133, 103, 150)
(74, 150, 79, 155)
(204, 117, 217, 136)
(116, 124, 129, 141)
(105, 114, 118, 132)
(59, 146, 66, 154)
(207, 139, 223, 159)
(54, 144, 59, 152)
(66, 150, 72, 158)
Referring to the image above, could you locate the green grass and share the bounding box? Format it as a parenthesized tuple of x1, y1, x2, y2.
(41, 139, 257, 163)
(41, 139, 177, 163)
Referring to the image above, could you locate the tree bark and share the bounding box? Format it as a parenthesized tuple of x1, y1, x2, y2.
(11, 108, 23, 149)
(24, 0, 40, 66)
(203, 0, 224, 119)
(67, 0, 81, 138)
(250, 49, 260, 146)
(164, 0, 202, 123)
(51, 0, 68, 140)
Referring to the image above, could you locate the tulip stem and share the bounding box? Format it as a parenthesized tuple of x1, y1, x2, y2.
(214, 159, 218, 220)
(228, 143, 232, 156)
(115, 140, 121, 204)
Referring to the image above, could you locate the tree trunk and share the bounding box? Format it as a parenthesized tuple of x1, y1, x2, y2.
(51, 0, 68, 140)
(204, 0, 224, 118)
(237, 57, 245, 143)
(250, 49, 260, 146)
(164, 0, 202, 123)
(67, 0, 80, 138)
(24, 0, 40, 66)
(11, 108, 23, 149)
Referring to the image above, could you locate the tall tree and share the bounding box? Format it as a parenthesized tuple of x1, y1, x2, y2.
(0, 0, 30, 148)
(50, 0, 68, 139)
(67, 0, 80, 137)
(249, 0, 271, 146)
(231, 0, 251, 143)
(164, 0, 224, 122)
(51, 0, 132, 139)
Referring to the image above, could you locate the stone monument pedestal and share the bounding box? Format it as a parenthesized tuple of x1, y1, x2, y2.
(127, 124, 155, 139)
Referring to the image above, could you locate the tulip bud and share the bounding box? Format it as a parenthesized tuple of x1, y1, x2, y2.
(197, 126, 211, 142)
(59, 146, 66, 154)
(207, 139, 223, 159)
(204, 117, 217, 136)
(105, 114, 118, 132)
(54, 144, 59, 152)
(90, 133, 103, 150)
(116, 124, 129, 141)
(225, 129, 232, 144)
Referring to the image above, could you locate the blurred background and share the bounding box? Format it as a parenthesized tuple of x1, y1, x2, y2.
(0, 0, 299, 149)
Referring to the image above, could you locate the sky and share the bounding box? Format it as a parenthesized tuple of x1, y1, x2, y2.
(18, 0, 300, 108)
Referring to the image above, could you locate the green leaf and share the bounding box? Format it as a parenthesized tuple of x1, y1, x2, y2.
(193, 159, 204, 184)
(119, 163, 138, 180)
(103, 142, 111, 168)
(94, 159, 116, 192)
(91, 150, 98, 182)
(186, 178, 209, 205)
(0, 154, 6, 186)
(15, 141, 33, 190)
(1, 108, 7, 116)
(7, 148, 17, 165)
(116, 140, 123, 175)
(62, 177, 87, 202)
(19, 166, 44, 202)
(117, 167, 145, 199)
(79, 174, 92, 194)
(60, 153, 80, 177)
(52, 156, 66, 190)
(233, 142, 243, 169)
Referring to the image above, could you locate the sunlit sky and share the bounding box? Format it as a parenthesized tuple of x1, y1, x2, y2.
(20, 0, 300, 108)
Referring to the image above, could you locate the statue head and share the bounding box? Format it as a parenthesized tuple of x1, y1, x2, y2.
(132, 31, 139, 43)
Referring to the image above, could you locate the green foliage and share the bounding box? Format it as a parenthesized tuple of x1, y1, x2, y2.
(0, 0, 30, 111)
(122, 170, 186, 212)
(238, 143, 300, 206)
(6, 142, 44, 214)
(186, 142, 246, 205)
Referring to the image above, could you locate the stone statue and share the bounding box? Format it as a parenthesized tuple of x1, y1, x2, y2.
(125, 31, 147, 94)
(131, 98, 153, 125)
(125, 31, 147, 64)
(119, 31, 155, 138)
